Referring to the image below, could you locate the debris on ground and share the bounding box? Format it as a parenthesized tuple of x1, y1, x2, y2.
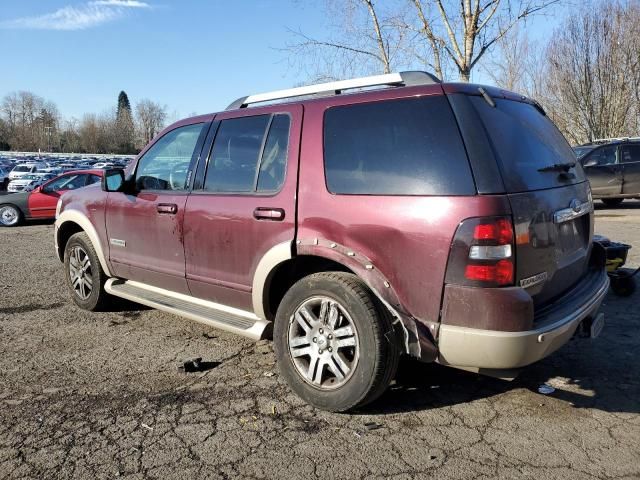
(202, 333, 217, 339)
(178, 358, 220, 373)
(538, 384, 556, 395)
(364, 422, 382, 431)
(263, 371, 275, 377)
(141, 423, 153, 431)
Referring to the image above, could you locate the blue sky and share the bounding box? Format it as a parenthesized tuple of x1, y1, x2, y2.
(0, 1, 563, 121)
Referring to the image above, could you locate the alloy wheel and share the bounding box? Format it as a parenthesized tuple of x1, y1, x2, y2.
(287, 296, 359, 390)
(0, 205, 19, 226)
(69, 246, 93, 300)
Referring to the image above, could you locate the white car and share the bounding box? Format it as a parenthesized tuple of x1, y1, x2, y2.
(7, 173, 55, 193)
(8, 164, 45, 180)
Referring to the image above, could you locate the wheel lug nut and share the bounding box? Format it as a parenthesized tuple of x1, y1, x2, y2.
(318, 349, 323, 354)
(328, 347, 333, 352)
(328, 334, 333, 339)
(313, 337, 317, 343)
(319, 328, 324, 334)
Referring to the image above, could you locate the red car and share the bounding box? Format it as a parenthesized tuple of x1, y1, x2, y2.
(0, 170, 102, 226)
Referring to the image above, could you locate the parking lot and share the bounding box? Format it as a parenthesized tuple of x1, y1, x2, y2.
(0, 202, 639, 480)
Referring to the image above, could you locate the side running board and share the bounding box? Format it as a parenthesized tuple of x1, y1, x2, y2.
(105, 279, 271, 340)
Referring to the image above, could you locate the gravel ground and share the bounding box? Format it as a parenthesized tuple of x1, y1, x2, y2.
(0, 201, 639, 480)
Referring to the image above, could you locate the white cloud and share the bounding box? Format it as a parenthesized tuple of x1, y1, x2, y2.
(91, 0, 151, 7)
(0, 1, 151, 31)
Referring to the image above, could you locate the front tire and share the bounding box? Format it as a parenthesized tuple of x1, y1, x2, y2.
(0, 204, 23, 227)
(64, 232, 111, 311)
(274, 272, 400, 412)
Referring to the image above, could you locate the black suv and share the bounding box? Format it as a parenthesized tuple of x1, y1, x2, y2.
(574, 138, 640, 206)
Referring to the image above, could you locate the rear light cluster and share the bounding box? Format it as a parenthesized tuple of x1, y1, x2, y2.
(445, 216, 515, 287)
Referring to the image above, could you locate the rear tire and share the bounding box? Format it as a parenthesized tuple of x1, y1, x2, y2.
(274, 272, 400, 412)
(602, 198, 624, 207)
(0, 204, 23, 227)
(64, 232, 111, 311)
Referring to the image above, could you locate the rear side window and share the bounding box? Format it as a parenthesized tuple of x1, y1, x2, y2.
(204, 114, 290, 193)
(323, 96, 475, 195)
(621, 144, 640, 163)
(470, 97, 586, 192)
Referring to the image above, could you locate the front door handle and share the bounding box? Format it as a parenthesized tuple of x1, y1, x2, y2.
(253, 207, 285, 221)
(157, 203, 178, 214)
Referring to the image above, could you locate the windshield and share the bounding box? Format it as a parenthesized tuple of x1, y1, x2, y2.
(13, 165, 30, 173)
(573, 146, 595, 159)
(22, 174, 40, 180)
(470, 96, 586, 192)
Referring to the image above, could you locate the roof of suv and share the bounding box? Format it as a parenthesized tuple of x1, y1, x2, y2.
(168, 71, 540, 131)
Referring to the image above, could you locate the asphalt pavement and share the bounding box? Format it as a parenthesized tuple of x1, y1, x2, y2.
(0, 200, 638, 480)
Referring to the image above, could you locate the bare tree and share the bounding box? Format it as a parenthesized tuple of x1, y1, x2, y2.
(135, 99, 167, 148)
(1, 91, 60, 151)
(285, 0, 560, 82)
(284, 0, 410, 81)
(544, 1, 640, 143)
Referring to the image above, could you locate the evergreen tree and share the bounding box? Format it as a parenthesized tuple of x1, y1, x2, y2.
(117, 91, 131, 120)
(116, 91, 135, 154)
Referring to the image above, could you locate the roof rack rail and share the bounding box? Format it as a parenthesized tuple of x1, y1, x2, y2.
(225, 71, 440, 110)
(590, 136, 640, 143)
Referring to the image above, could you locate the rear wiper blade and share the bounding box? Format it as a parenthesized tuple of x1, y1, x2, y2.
(537, 161, 576, 172)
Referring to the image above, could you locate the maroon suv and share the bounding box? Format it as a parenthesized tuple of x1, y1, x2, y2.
(54, 72, 608, 412)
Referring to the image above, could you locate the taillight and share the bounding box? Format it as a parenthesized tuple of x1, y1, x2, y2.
(445, 216, 515, 287)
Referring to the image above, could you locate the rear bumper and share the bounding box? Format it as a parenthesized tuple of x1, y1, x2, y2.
(437, 267, 609, 369)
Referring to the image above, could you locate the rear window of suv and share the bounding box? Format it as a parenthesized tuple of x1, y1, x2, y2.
(469, 97, 586, 192)
(323, 96, 475, 195)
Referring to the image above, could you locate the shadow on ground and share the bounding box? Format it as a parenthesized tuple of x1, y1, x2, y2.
(359, 287, 640, 416)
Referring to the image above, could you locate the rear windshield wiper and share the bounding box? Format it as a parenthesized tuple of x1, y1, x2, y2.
(537, 161, 576, 172)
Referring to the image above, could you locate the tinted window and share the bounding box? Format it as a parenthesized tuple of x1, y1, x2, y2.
(470, 97, 586, 192)
(136, 123, 204, 191)
(621, 144, 640, 163)
(257, 115, 290, 192)
(584, 145, 617, 166)
(323, 97, 475, 195)
(204, 115, 270, 193)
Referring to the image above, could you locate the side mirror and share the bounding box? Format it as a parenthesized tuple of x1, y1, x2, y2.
(102, 168, 126, 192)
(583, 159, 597, 168)
(33, 185, 42, 193)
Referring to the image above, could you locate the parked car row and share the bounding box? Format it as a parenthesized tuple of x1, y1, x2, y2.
(0, 154, 133, 192)
(574, 137, 640, 206)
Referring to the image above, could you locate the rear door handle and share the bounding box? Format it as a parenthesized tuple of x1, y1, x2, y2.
(253, 207, 285, 221)
(157, 203, 178, 214)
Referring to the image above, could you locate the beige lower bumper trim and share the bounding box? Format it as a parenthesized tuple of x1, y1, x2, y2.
(438, 275, 609, 369)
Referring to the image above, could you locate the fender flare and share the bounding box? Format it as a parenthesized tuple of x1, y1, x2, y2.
(55, 210, 113, 277)
(252, 237, 437, 361)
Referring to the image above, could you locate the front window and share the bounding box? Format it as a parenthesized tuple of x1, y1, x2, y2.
(135, 123, 205, 191)
(13, 165, 30, 173)
(583, 145, 617, 166)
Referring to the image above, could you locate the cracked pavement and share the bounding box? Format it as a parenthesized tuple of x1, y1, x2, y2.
(0, 202, 639, 479)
